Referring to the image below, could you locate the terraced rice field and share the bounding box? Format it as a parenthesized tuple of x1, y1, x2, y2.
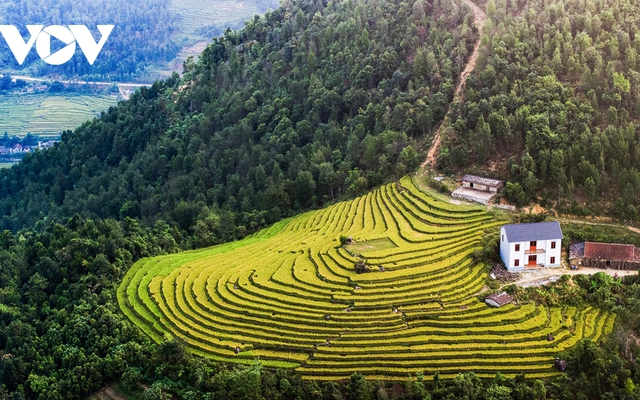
(118, 176, 615, 381)
(0, 93, 116, 137)
(169, 0, 280, 37)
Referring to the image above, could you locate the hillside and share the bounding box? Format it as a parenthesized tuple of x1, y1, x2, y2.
(118, 176, 613, 380)
(0, 0, 476, 237)
(3, 0, 640, 398)
(0, 0, 180, 80)
(438, 0, 640, 218)
(0, 0, 282, 80)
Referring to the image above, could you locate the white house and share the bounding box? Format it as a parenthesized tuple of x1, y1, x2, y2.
(500, 221, 563, 271)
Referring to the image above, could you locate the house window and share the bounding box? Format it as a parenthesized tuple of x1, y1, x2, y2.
(470, 182, 474, 188)
(515, 244, 520, 251)
(550, 257, 555, 264)
(551, 241, 556, 249)
(514, 259, 519, 267)
(530, 241, 537, 247)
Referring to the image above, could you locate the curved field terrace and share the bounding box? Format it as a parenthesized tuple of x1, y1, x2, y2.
(118, 177, 614, 381)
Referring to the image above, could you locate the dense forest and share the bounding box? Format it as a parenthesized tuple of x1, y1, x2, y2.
(0, 0, 476, 238)
(439, 0, 640, 218)
(0, 0, 180, 79)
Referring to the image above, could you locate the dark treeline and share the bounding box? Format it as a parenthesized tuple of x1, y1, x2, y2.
(0, 0, 180, 80)
(440, 0, 640, 219)
(0, 0, 476, 241)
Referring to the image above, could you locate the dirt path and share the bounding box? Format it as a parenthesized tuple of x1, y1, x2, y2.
(89, 385, 127, 400)
(421, 0, 487, 169)
(513, 267, 637, 288)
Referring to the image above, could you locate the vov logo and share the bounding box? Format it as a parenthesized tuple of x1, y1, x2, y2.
(0, 25, 114, 65)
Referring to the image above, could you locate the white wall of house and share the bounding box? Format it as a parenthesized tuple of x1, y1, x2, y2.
(485, 299, 501, 307)
(500, 227, 562, 271)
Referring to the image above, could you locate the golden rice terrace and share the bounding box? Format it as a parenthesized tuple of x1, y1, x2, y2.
(117, 176, 614, 381)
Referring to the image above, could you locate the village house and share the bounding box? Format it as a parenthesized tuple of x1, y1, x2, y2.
(461, 174, 504, 193)
(38, 140, 57, 150)
(570, 241, 640, 270)
(500, 221, 563, 271)
(452, 174, 504, 205)
(484, 291, 513, 308)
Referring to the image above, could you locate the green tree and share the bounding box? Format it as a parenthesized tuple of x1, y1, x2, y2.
(613, 72, 630, 105)
(347, 373, 372, 400)
(584, 177, 596, 203)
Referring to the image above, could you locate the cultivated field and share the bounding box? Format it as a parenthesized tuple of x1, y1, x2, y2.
(118, 177, 615, 381)
(169, 0, 280, 38)
(0, 93, 117, 137)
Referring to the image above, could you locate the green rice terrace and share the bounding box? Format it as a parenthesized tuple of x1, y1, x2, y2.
(118, 176, 615, 381)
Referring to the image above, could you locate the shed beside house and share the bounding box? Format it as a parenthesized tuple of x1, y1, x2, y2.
(500, 221, 563, 271)
(485, 292, 513, 308)
(461, 174, 504, 193)
(569, 241, 640, 270)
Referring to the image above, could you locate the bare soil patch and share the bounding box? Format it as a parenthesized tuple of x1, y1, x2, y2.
(345, 238, 398, 254)
(88, 384, 128, 400)
(422, 0, 487, 168)
(512, 266, 637, 288)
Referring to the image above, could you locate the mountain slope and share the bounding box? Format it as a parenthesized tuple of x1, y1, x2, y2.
(0, 0, 477, 238)
(439, 0, 640, 217)
(0, 0, 180, 79)
(118, 176, 614, 380)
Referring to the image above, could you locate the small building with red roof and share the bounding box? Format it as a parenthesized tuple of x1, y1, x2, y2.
(570, 241, 640, 270)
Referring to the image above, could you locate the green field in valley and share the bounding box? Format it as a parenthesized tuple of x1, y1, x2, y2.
(118, 176, 615, 381)
(0, 92, 117, 137)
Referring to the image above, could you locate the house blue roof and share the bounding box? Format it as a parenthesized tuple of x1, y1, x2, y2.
(502, 221, 563, 242)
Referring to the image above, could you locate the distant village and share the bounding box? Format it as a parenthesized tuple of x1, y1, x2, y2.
(0, 133, 58, 162)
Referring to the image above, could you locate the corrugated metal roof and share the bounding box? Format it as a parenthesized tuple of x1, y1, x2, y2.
(502, 221, 563, 242)
(485, 292, 513, 307)
(569, 242, 585, 259)
(461, 174, 503, 188)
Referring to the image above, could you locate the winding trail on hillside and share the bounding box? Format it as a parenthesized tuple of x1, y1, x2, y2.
(421, 0, 486, 169)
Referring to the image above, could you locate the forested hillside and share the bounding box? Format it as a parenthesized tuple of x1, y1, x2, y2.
(0, 0, 180, 79)
(3, 0, 640, 398)
(0, 0, 476, 238)
(440, 0, 640, 217)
